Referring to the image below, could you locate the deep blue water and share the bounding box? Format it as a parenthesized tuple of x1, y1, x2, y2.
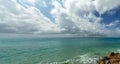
(0, 37, 120, 64)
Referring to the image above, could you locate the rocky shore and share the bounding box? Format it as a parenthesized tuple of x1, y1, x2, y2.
(98, 52, 120, 64)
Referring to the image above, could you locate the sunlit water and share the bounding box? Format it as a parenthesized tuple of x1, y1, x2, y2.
(0, 37, 120, 64)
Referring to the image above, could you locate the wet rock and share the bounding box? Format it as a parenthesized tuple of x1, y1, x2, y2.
(98, 52, 120, 64)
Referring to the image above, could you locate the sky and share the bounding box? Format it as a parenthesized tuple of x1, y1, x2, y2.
(0, 0, 120, 37)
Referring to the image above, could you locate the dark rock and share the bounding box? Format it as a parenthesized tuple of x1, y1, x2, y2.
(98, 52, 120, 64)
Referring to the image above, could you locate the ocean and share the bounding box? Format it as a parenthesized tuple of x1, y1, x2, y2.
(0, 37, 120, 64)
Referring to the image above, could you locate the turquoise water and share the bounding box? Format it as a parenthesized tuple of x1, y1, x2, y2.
(0, 37, 120, 64)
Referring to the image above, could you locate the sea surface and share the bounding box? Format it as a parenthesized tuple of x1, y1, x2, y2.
(0, 37, 120, 64)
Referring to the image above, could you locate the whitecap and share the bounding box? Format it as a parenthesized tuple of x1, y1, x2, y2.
(37, 53, 101, 64)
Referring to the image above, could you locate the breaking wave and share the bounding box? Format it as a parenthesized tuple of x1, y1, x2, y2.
(37, 49, 120, 64)
(37, 53, 102, 64)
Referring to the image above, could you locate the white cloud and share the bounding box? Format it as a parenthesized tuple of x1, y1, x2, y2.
(93, 0, 120, 15)
(18, 0, 37, 6)
(0, 0, 61, 34)
(107, 20, 120, 27)
(40, 1, 47, 7)
(0, 0, 120, 37)
(51, 0, 120, 36)
(27, 0, 36, 3)
(107, 11, 116, 15)
(51, 0, 104, 36)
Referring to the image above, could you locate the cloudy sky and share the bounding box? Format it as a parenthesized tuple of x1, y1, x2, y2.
(0, 0, 120, 37)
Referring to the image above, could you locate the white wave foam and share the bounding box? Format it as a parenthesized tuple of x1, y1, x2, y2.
(78, 54, 99, 64)
(116, 48, 120, 53)
(37, 53, 101, 64)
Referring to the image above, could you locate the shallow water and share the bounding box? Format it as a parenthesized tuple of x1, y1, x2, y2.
(0, 37, 120, 64)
